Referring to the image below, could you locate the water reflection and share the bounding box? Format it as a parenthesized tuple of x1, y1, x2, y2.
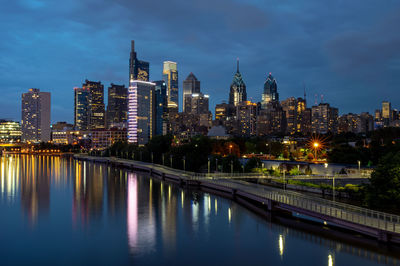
(0, 155, 398, 266)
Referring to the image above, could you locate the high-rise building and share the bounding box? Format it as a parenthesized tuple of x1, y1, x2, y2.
(382, 101, 392, 126)
(261, 73, 278, 109)
(281, 97, 297, 135)
(154, 80, 168, 136)
(311, 103, 338, 134)
(229, 59, 247, 106)
(162, 61, 179, 112)
(74, 87, 90, 130)
(183, 73, 200, 112)
(106, 84, 128, 129)
(0, 120, 21, 143)
(83, 80, 105, 130)
(236, 101, 257, 136)
(129, 40, 150, 82)
(128, 81, 156, 145)
(215, 103, 235, 122)
(256, 102, 286, 136)
(184, 93, 209, 115)
(338, 112, 374, 134)
(21, 88, 51, 143)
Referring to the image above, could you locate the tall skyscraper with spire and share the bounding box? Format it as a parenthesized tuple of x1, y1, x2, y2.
(261, 73, 278, 109)
(129, 40, 150, 82)
(229, 59, 247, 106)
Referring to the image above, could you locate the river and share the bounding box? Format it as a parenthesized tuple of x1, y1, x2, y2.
(0, 155, 398, 265)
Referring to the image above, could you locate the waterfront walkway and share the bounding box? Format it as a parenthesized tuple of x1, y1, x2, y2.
(74, 154, 400, 244)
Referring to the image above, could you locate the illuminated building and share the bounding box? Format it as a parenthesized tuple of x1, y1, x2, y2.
(52, 121, 73, 131)
(162, 61, 179, 113)
(382, 101, 392, 126)
(51, 130, 90, 145)
(82, 80, 106, 130)
(91, 128, 127, 149)
(0, 120, 21, 143)
(128, 81, 156, 145)
(129, 40, 149, 81)
(154, 80, 168, 135)
(229, 59, 247, 106)
(51, 122, 73, 144)
(21, 88, 51, 143)
(185, 93, 209, 115)
(215, 103, 235, 122)
(257, 102, 286, 136)
(106, 83, 128, 129)
(311, 103, 338, 134)
(261, 73, 278, 108)
(235, 101, 257, 136)
(183, 73, 200, 112)
(338, 112, 374, 134)
(74, 87, 90, 130)
(281, 97, 310, 135)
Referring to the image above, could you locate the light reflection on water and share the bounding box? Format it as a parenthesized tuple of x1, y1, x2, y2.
(0, 155, 399, 266)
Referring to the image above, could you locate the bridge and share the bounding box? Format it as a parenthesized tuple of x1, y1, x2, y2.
(74, 154, 400, 244)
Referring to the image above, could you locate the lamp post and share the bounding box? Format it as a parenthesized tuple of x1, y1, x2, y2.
(357, 160, 361, 174)
(162, 153, 165, 165)
(208, 157, 210, 174)
(332, 174, 336, 202)
(229, 144, 233, 155)
(313, 142, 319, 161)
(216, 158, 218, 173)
(183, 156, 186, 172)
(151, 152, 154, 164)
(231, 160, 233, 176)
(170, 155, 173, 168)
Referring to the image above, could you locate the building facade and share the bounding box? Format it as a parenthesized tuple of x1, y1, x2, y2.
(236, 101, 257, 136)
(229, 59, 247, 106)
(91, 129, 127, 149)
(106, 83, 128, 129)
(311, 103, 338, 134)
(21, 88, 51, 143)
(154, 80, 168, 136)
(162, 61, 179, 113)
(0, 120, 21, 143)
(128, 81, 156, 145)
(82, 80, 106, 130)
(183, 73, 200, 113)
(74, 87, 90, 130)
(129, 40, 149, 82)
(261, 73, 278, 109)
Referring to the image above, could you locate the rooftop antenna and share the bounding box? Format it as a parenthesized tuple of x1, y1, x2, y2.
(236, 57, 239, 72)
(303, 82, 306, 100)
(321, 94, 324, 104)
(314, 94, 318, 105)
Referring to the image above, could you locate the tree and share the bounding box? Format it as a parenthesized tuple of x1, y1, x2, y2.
(364, 152, 400, 209)
(244, 157, 261, 173)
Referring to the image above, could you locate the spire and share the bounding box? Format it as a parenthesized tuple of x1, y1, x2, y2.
(303, 82, 306, 100)
(236, 57, 239, 73)
(131, 40, 135, 52)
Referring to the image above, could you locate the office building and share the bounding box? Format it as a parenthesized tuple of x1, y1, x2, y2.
(229, 59, 247, 106)
(382, 101, 392, 126)
(106, 84, 128, 129)
(21, 88, 51, 143)
(256, 102, 286, 136)
(154, 80, 168, 135)
(183, 73, 200, 112)
(129, 40, 149, 81)
(185, 93, 209, 115)
(236, 101, 257, 136)
(162, 61, 179, 112)
(311, 103, 338, 134)
(74, 87, 90, 130)
(91, 128, 127, 149)
(82, 80, 105, 129)
(128, 81, 156, 145)
(0, 120, 21, 143)
(261, 73, 278, 109)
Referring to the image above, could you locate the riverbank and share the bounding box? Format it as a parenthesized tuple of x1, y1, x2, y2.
(74, 154, 400, 244)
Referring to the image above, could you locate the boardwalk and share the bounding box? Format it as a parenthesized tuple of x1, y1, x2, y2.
(74, 154, 400, 244)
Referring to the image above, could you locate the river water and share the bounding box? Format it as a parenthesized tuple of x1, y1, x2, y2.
(0, 155, 398, 265)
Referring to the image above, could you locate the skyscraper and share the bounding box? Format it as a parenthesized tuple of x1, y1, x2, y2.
(162, 61, 179, 112)
(21, 88, 51, 142)
(129, 40, 150, 82)
(229, 59, 247, 106)
(382, 101, 392, 126)
(154, 80, 168, 136)
(106, 83, 128, 129)
(82, 80, 106, 129)
(128, 81, 156, 145)
(236, 101, 257, 136)
(182, 73, 200, 112)
(184, 93, 209, 115)
(74, 87, 90, 130)
(311, 103, 338, 134)
(261, 73, 278, 109)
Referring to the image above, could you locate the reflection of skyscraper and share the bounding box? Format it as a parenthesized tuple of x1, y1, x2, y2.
(229, 59, 247, 106)
(107, 168, 127, 217)
(20, 156, 50, 225)
(129, 40, 150, 82)
(21, 88, 51, 142)
(74, 87, 90, 130)
(162, 61, 179, 112)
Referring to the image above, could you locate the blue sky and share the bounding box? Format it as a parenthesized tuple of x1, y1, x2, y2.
(1, 0, 399, 123)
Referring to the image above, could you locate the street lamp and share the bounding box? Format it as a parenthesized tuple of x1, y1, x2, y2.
(229, 144, 233, 154)
(357, 160, 361, 173)
(208, 157, 210, 174)
(313, 142, 319, 161)
(170, 155, 173, 168)
(151, 152, 154, 164)
(231, 160, 233, 176)
(216, 158, 218, 173)
(183, 156, 186, 171)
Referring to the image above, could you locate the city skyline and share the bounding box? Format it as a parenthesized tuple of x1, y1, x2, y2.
(1, 0, 400, 123)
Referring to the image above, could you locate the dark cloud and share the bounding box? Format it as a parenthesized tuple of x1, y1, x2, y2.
(0, 0, 399, 122)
